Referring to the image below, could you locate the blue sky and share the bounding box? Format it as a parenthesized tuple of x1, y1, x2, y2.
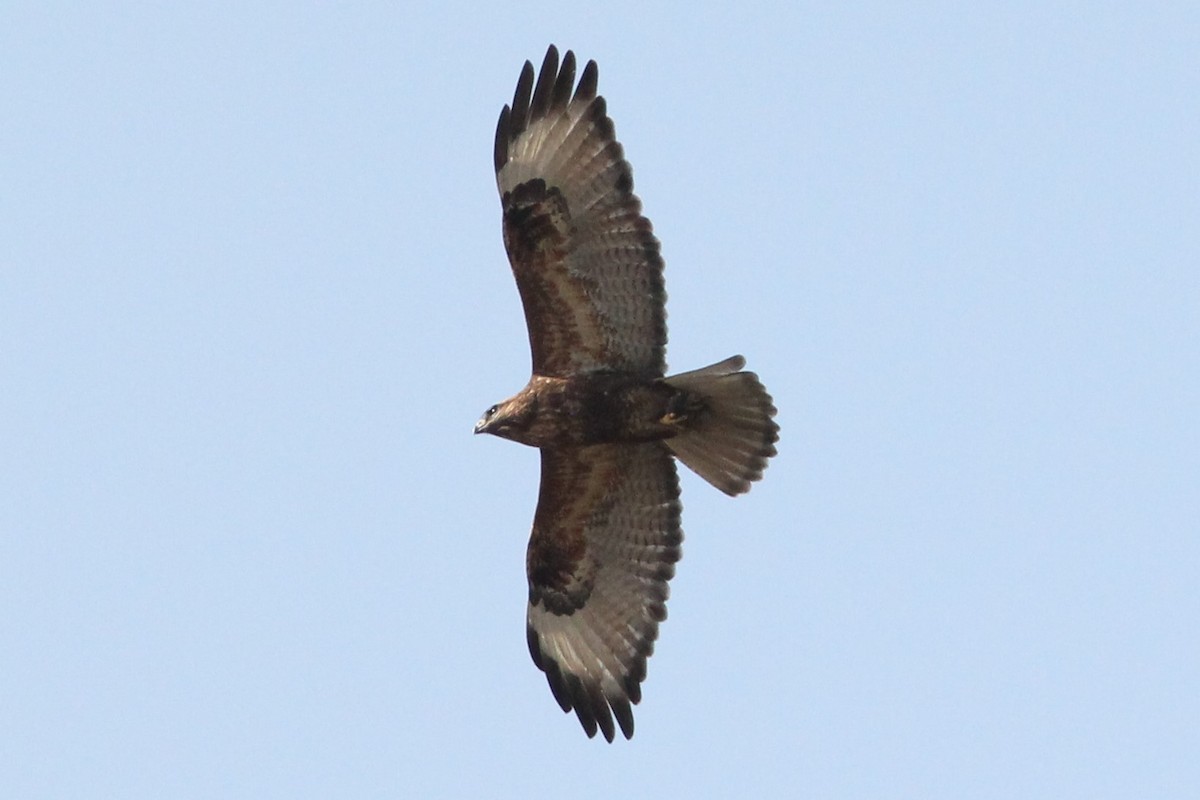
(2, 2, 1197, 797)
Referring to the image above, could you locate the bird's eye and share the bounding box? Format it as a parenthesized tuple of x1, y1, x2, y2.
(486, 404, 499, 419)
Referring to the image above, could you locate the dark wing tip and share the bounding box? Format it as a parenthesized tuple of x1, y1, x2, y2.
(540, 654, 574, 714)
(528, 621, 639, 743)
(508, 59, 536, 141)
(551, 50, 576, 111)
(496, 46, 581, 176)
(625, 670, 644, 703)
(494, 105, 511, 174)
(576, 59, 599, 101)
(565, 673, 601, 739)
(529, 46, 560, 120)
(612, 696, 635, 740)
(581, 681, 616, 743)
(525, 620, 545, 670)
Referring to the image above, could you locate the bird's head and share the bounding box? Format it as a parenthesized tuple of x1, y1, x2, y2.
(474, 393, 537, 442)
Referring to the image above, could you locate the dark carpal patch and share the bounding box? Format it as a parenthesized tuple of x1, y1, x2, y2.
(502, 179, 571, 262)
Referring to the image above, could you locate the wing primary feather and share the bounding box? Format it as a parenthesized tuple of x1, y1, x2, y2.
(551, 50, 576, 110)
(611, 696, 635, 740)
(525, 621, 545, 670)
(529, 45, 559, 120)
(624, 673, 643, 704)
(587, 682, 617, 743)
(542, 656, 574, 713)
(566, 673, 600, 738)
(494, 105, 511, 173)
(575, 59, 599, 102)
(510, 60, 535, 139)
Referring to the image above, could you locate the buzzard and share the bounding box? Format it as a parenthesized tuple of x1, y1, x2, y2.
(476, 45, 779, 741)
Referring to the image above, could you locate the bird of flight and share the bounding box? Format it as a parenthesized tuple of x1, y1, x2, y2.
(476, 45, 779, 741)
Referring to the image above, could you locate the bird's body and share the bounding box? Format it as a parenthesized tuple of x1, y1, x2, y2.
(477, 372, 693, 448)
(476, 45, 779, 741)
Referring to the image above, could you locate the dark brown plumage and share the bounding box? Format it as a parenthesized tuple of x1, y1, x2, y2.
(475, 45, 779, 742)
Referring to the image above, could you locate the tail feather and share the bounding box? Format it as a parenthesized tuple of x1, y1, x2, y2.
(662, 356, 779, 496)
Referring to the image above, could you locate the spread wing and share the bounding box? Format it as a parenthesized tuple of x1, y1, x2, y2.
(525, 443, 682, 741)
(495, 45, 667, 378)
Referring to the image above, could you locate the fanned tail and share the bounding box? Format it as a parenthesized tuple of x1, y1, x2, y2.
(662, 356, 779, 496)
